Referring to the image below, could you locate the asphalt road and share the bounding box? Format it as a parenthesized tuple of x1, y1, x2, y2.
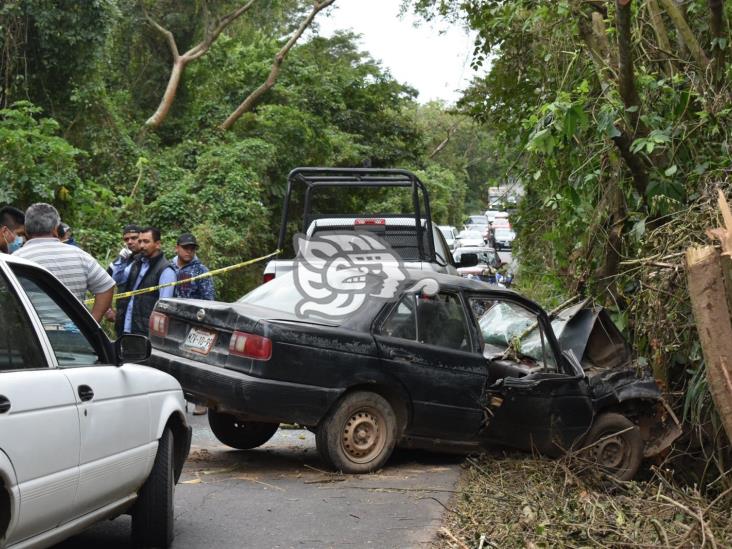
(55, 411, 463, 549)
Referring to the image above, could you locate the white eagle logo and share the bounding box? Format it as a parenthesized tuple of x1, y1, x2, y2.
(293, 232, 409, 320)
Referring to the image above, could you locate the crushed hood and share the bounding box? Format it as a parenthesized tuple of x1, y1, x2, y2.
(551, 300, 632, 371)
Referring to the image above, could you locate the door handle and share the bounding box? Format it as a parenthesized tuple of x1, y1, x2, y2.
(390, 349, 414, 361)
(0, 395, 10, 414)
(78, 385, 94, 402)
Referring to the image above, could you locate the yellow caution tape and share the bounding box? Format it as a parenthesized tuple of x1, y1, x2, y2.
(85, 249, 282, 305)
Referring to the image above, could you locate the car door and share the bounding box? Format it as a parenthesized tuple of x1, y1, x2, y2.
(467, 294, 594, 454)
(12, 265, 152, 519)
(0, 265, 80, 546)
(374, 291, 488, 441)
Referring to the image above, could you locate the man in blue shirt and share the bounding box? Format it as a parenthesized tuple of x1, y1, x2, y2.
(113, 227, 176, 336)
(172, 233, 216, 301)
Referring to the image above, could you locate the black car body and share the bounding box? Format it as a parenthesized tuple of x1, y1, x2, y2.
(148, 270, 680, 477)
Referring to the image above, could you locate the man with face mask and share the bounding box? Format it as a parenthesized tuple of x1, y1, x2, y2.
(0, 206, 26, 254)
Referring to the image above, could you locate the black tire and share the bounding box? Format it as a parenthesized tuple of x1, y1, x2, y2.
(208, 411, 279, 450)
(316, 391, 398, 474)
(582, 413, 644, 481)
(131, 427, 174, 548)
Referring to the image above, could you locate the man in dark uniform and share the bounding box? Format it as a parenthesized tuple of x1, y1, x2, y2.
(112, 226, 176, 336)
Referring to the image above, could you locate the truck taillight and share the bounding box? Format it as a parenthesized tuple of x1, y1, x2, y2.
(229, 331, 272, 360)
(263, 273, 275, 283)
(149, 312, 169, 337)
(354, 218, 385, 225)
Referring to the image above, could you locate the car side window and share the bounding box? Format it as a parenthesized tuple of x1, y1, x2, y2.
(471, 298, 558, 371)
(16, 273, 102, 367)
(0, 272, 46, 371)
(380, 295, 417, 340)
(416, 293, 471, 352)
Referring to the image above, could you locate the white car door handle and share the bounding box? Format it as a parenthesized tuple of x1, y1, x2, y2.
(0, 395, 10, 414)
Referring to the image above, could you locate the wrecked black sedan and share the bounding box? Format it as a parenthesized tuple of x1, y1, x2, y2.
(148, 270, 679, 479)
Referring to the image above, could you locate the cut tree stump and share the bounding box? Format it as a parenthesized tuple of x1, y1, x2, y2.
(685, 245, 732, 443)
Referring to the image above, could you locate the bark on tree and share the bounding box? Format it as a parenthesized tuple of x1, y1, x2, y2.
(685, 245, 732, 444)
(220, 0, 336, 131)
(708, 0, 728, 83)
(646, 0, 674, 75)
(658, 0, 711, 69)
(144, 0, 257, 130)
(615, 0, 644, 134)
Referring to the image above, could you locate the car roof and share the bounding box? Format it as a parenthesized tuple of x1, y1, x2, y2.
(403, 268, 518, 295)
(0, 253, 39, 267)
(454, 246, 497, 253)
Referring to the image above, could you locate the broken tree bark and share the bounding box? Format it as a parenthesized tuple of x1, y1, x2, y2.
(220, 0, 335, 131)
(685, 245, 732, 444)
(658, 0, 711, 69)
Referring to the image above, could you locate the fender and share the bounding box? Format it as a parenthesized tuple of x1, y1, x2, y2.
(0, 449, 19, 547)
(147, 391, 191, 483)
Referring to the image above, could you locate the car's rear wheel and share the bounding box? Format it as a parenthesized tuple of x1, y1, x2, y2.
(582, 413, 644, 481)
(131, 427, 174, 548)
(208, 411, 279, 449)
(316, 391, 397, 474)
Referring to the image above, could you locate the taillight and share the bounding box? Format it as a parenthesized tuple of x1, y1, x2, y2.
(263, 273, 275, 283)
(149, 312, 169, 337)
(228, 331, 272, 360)
(354, 218, 385, 225)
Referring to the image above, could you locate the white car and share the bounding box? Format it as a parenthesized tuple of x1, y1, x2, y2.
(0, 254, 191, 549)
(457, 229, 485, 248)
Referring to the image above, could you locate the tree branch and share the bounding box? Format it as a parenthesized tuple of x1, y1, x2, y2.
(220, 0, 336, 131)
(646, 0, 674, 75)
(143, 0, 257, 129)
(658, 0, 711, 69)
(708, 0, 727, 83)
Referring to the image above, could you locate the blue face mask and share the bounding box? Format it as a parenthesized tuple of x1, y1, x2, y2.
(7, 235, 24, 253)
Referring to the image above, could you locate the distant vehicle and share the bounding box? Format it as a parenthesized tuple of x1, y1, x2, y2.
(464, 215, 488, 226)
(494, 211, 509, 219)
(0, 254, 191, 549)
(484, 210, 502, 223)
(491, 217, 511, 229)
(438, 225, 459, 251)
(453, 246, 503, 283)
(148, 270, 681, 480)
(262, 168, 459, 282)
(494, 228, 516, 250)
(457, 229, 485, 247)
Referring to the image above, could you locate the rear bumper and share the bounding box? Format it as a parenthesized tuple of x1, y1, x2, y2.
(149, 349, 342, 426)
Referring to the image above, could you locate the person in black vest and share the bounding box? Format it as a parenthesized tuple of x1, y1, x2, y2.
(113, 226, 176, 336)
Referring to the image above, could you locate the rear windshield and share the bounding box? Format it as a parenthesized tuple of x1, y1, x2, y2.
(238, 274, 303, 314)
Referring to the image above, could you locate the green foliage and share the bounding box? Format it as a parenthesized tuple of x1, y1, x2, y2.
(0, 101, 82, 205)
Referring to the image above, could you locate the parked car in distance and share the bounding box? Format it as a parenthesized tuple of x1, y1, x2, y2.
(454, 246, 503, 283)
(484, 210, 502, 223)
(494, 228, 516, 250)
(147, 270, 679, 480)
(0, 254, 191, 549)
(464, 215, 489, 226)
(438, 225, 459, 252)
(457, 229, 486, 248)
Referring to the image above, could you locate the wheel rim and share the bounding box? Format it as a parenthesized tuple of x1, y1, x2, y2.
(340, 407, 386, 464)
(592, 434, 630, 471)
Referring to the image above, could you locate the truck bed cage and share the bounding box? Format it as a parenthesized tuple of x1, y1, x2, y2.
(277, 167, 436, 262)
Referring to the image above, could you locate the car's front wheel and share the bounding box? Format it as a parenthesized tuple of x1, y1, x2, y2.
(208, 411, 279, 449)
(582, 412, 644, 481)
(316, 391, 397, 474)
(131, 427, 174, 548)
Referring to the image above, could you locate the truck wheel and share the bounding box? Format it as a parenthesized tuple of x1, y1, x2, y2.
(208, 411, 279, 449)
(131, 427, 174, 548)
(582, 413, 644, 481)
(316, 391, 397, 474)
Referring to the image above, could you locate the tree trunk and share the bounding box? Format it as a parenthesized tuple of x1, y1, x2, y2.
(220, 0, 336, 131)
(145, 57, 186, 129)
(646, 0, 674, 75)
(685, 246, 732, 444)
(615, 0, 644, 134)
(708, 0, 727, 83)
(658, 0, 711, 69)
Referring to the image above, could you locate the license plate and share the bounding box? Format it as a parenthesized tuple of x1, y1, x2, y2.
(181, 328, 217, 355)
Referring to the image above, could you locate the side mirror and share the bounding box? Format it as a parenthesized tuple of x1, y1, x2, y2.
(115, 334, 152, 365)
(457, 252, 479, 268)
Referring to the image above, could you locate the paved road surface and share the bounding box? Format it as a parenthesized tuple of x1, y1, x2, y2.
(56, 412, 463, 549)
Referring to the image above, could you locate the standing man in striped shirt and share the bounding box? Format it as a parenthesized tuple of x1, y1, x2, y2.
(13, 203, 115, 322)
